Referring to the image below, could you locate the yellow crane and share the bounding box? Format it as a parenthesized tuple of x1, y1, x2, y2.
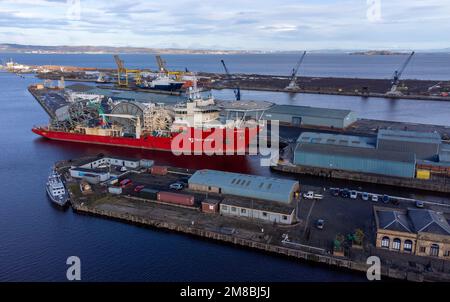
(113, 55, 142, 87)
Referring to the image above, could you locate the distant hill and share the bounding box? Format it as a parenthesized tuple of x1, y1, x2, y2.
(349, 50, 408, 56)
(0, 43, 259, 55)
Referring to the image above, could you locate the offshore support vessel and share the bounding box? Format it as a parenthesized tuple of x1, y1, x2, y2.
(31, 84, 269, 154)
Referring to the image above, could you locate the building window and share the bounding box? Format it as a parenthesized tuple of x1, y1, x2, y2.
(430, 244, 440, 257)
(262, 212, 267, 217)
(241, 208, 246, 214)
(404, 240, 413, 253)
(381, 236, 390, 248)
(444, 251, 450, 257)
(231, 207, 236, 212)
(419, 246, 426, 253)
(282, 215, 288, 220)
(392, 238, 401, 251)
(222, 205, 228, 211)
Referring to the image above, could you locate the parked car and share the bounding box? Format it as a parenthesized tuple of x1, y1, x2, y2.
(134, 185, 145, 193)
(350, 190, 358, 199)
(119, 178, 132, 188)
(169, 182, 184, 190)
(303, 191, 324, 200)
(340, 188, 350, 198)
(382, 195, 390, 204)
(330, 188, 340, 197)
(391, 198, 400, 206)
(371, 194, 379, 202)
(315, 219, 325, 230)
(361, 192, 369, 201)
(415, 200, 425, 208)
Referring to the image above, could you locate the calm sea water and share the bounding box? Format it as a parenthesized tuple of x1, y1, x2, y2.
(1, 53, 449, 281)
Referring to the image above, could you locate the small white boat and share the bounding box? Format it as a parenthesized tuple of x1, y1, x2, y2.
(46, 169, 69, 207)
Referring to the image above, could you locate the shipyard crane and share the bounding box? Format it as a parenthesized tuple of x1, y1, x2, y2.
(156, 55, 168, 73)
(113, 55, 142, 87)
(386, 51, 415, 96)
(220, 59, 241, 101)
(286, 51, 307, 90)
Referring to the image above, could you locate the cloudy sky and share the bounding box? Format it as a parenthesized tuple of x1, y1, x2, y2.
(0, 0, 449, 50)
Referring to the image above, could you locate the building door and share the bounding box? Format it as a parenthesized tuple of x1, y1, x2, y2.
(292, 116, 302, 126)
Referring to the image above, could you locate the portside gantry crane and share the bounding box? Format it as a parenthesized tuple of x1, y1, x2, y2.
(220, 59, 241, 101)
(113, 55, 142, 87)
(386, 51, 415, 96)
(286, 51, 307, 90)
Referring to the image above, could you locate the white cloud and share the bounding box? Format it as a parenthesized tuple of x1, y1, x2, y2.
(0, 0, 448, 50)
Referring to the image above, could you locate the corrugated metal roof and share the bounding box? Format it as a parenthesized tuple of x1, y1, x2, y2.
(378, 129, 441, 144)
(189, 169, 298, 203)
(296, 143, 416, 163)
(439, 144, 450, 162)
(297, 132, 376, 148)
(265, 105, 353, 119)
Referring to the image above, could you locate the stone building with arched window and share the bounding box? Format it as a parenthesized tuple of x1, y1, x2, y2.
(374, 206, 450, 259)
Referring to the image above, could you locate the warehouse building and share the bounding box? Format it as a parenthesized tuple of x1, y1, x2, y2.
(297, 132, 376, 148)
(79, 156, 154, 170)
(188, 169, 299, 204)
(219, 197, 296, 225)
(377, 129, 441, 161)
(69, 167, 110, 184)
(439, 144, 450, 163)
(294, 143, 416, 178)
(262, 105, 357, 129)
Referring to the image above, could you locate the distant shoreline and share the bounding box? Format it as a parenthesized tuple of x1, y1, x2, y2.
(1, 43, 449, 55)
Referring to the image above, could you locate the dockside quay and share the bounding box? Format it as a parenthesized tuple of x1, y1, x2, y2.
(52, 154, 450, 282)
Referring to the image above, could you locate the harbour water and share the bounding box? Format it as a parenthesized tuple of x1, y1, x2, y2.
(1, 53, 449, 281)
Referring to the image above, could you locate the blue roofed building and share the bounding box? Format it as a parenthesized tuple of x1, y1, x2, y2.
(188, 169, 300, 204)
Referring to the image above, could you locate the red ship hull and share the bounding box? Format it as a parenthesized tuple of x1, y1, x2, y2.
(32, 126, 259, 154)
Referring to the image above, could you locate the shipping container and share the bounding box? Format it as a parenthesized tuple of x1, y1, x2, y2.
(139, 188, 159, 200)
(157, 191, 194, 206)
(150, 166, 168, 176)
(416, 169, 431, 180)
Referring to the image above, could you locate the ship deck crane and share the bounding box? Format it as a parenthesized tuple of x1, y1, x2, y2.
(113, 55, 142, 87)
(286, 51, 307, 90)
(220, 59, 241, 101)
(386, 51, 415, 96)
